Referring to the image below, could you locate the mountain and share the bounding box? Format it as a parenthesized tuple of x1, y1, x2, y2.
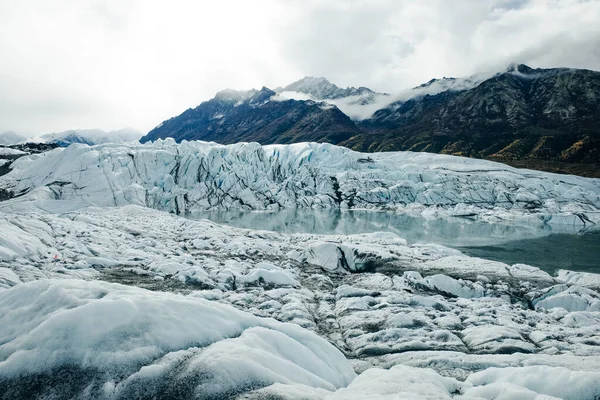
(141, 87, 362, 145)
(279, 76, 379, 100)
(276, 77, 390, 121)
(141, 65, 600, 177)
(0, 131, 27, 145)
(351, 65, 599, 149)
(35, 128, 143, 146)
(0, 128, 143, 147)
(343, 65, 600, 176)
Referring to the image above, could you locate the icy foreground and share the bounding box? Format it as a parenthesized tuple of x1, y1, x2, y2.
(0, 280, 353, 399)
(1, 140, 599, 225)
(1, 202, 600, 399)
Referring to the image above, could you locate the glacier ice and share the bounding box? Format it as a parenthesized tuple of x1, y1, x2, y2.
(0, 280, 355, 399)
(1, 205, 599, 366)
(1, 140, 599, 225)
(1, 141, 600, 399)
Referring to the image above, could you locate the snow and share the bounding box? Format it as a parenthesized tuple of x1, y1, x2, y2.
(326, 365, 463, 400)
(557, 269, 600, 290)
(323, 364, 600, 400)
(464, 366, 600, 400)
(238, 266, 300, 287)
(0, 147, 26, 156)
(215, 88, 257, 103)
(1, 141, 599, 398)
(0, 202, 598, 397)
(0, 132, 27, 146)
(408, 273, 486, 298)
(533, 285, 600, 312)
(0, 279, 354, 399)
(462, 325, 535, 354)
(1, 141, 598, 226)
(0, 268, 21, 289)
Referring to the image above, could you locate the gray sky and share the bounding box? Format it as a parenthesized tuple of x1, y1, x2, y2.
(1, 0, 599, 134)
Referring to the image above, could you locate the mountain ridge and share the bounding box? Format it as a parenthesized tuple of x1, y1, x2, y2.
(0, 128, 143, 147)
(141, 86, 362, 145)
(278, 76, 381, 100)
(142, 65, 600, 177)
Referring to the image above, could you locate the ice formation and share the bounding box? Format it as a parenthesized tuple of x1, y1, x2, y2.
(0, 200, 599, 398)
(1, 141, 599, 399)
(0, 140, 598, 225)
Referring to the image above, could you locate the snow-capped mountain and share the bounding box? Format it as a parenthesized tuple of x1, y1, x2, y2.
(0, 131, 27, 146)
(275, 76, 390, 121)
(142, 87, 361, 144)
(279, 76, 381, 100)
(34, 127, 143, 146)
(141, 65, 600, 177)
(0, 128, 143, 147)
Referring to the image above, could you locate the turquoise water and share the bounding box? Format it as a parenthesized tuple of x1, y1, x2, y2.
(188, 209, 600, 275)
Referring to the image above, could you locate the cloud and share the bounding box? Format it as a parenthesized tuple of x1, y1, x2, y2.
(274, 90, 391, 120)
(0, 0, 599, 134)
(279, 0, 600, 90)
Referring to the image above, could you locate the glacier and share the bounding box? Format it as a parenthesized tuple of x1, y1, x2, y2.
(1, 202, 600, 399)
(1, 139, 599, 225)
(1, 141, 600, 399)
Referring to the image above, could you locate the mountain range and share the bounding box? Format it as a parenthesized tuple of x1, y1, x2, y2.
(0, 128, 142, 147)
(141, 64, 600, 177)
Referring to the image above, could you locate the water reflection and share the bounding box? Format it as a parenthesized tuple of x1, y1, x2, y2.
(459, 230, 600, 275)
(187, 209, 599, 274)
(188, 209, 585, 245)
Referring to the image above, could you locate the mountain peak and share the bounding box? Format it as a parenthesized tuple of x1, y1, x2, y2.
(506, 63, 534, 74)
(247, 87, 276, 106)
(283, 76, 338, 96)
(282, 76, 378, 100)
(296, 76, 331, 84)
(214, 88, 257, 103)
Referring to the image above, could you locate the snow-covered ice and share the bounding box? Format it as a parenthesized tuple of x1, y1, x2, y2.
(0, 200, 599, 398)
(0, 147, 26, 156)
(0, 279, 354, 399)
(1, 141, 599, 398)
(0, 140, 599, 225)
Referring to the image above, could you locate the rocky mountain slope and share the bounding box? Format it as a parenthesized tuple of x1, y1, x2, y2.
(349, 64, 600, 173)
(142, 65, 600, 177)
(141, 87, 362, 145)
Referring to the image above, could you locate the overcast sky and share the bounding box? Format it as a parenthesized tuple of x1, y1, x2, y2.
(1, 0, 599, 134)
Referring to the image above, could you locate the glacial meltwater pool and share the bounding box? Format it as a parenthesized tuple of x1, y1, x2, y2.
(188, 209, 600, 275)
